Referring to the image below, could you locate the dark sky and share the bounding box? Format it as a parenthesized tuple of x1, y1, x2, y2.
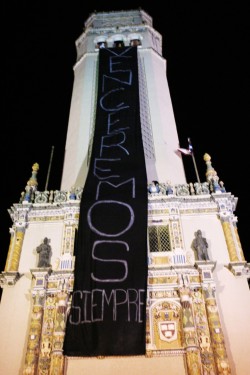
(2, 1, 249, 271)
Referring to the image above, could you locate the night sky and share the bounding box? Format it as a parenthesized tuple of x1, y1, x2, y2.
(2, 1, 249, 271)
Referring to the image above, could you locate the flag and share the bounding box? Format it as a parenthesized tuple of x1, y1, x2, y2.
(177, 147, 192, 155)
(177, 138, 193, 155)
(187, 138, 193, 153)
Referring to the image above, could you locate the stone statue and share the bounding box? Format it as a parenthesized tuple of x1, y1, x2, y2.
(36, 237, 52, 267)
(192, 230, 209, 261)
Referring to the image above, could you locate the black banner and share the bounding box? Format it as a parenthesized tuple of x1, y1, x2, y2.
(63, 47, 148, 356)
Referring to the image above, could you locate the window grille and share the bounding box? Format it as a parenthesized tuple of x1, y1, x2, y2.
(148, 225, 171, 252)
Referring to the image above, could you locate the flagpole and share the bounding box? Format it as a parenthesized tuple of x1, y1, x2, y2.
(188, 138, 201, 183)
(45, 145, 55, 191)
(191, 152, 201, 183)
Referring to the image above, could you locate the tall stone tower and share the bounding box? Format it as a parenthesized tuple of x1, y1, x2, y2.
(0, 9, 250, 375)
(60, 9, 186, 190)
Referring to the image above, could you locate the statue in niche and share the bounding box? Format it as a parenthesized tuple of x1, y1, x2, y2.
(192, 230, 209, 261)
(36, 237, 52, 267)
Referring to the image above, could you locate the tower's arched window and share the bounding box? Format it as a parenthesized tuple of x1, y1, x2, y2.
(130, 39, 141, 47)
(113, 40, 124, 48)
(96, 41, 107, 49)
(94, 36, 108, 50)
(128, 33, 142, 47)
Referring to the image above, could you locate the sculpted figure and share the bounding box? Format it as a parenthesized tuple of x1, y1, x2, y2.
(36, 237, 52, 267)
(192, 230, 209, 261)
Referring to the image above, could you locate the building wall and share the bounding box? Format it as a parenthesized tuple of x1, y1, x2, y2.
(0, 275, 32, 374)
(1, 191, 249, 374)
(139, 49, 186, 184)
(61, 54, 98, 191)
(1, 9, 250, 375)
(19, 221, 65, 272)
(66, 355, 186, 375)
(214, 269, 250, 375)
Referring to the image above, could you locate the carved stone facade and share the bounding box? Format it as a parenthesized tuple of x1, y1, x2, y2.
(1, 9, 250, 375)
(1, 174, 249, 374)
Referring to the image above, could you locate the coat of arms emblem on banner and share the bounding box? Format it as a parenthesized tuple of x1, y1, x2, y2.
(158, 321, 177, 342)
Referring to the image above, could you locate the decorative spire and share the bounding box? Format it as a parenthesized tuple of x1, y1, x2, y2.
(23, 163, 39, 202)
(28, 163, 39, 187)
(203, 154, 221, 193)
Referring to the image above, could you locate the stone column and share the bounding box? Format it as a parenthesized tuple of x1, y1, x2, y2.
(37, 293, 57, 374)
(23, 291, 45, 375)
(23, 269, 51, 375)
(49, 289, 70, 375)
(169, 218, 183, 251)
(62, 223, 78, 255)
(221, 217, 239, 262)
(203, 284, 231, 374)
(7, 164, 39, 271)
(191, 288, 217, 374)
(8, 226, 25, 271)
(4, 203, 30, 274)
(4, 228, 15, 271)
(179, 283, 202, 375)
(231, 219, 245, 261)
(36, 275, 72, 375)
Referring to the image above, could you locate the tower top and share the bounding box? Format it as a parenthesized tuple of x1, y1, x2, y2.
(61, 8, 185, 189)
(84, 9, 153, 29)
(75, 8, 162, 59)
